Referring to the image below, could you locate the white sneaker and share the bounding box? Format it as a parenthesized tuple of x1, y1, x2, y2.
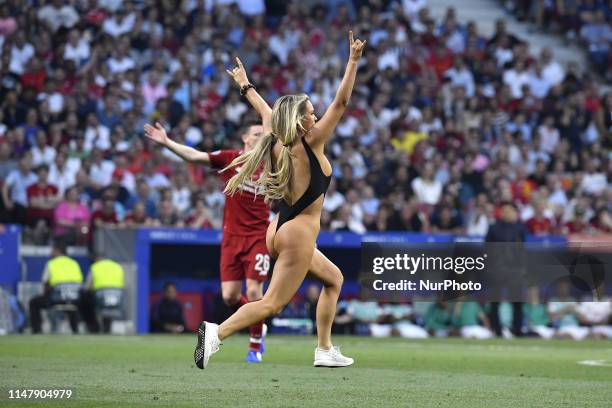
(194, 322, 221, 369)
(313, 346, 354, 367)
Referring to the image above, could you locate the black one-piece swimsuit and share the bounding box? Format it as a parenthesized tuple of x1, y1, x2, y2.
(275, 137, 332, 232)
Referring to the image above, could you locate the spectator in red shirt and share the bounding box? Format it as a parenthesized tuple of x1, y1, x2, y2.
(562, 206, 591, 234)
(124, 201, 154, 228)
(91, 191, 119, 230)
(26, 164, 59, 243)
(511, 167, 537, 204)
(185, 196, 216, 230)
(526, 200, 553, 235)
(426, 44, 453, 79)
(591, 208, 612, 234)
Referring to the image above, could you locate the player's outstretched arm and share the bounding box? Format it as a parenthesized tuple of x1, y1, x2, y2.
(143, 122, 210, 165)
(309, 30, 366, 148)
(226, 57, 272, 134)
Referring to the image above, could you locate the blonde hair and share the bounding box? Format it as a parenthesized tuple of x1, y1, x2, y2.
(223, 94, 310, 203)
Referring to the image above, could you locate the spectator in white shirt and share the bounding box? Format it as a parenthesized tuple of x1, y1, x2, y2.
(361, 186, 380, 216)
(402, 0, 427, 21)
(377, 40, 400, 71)
(63, 29, 91, 68)
(503, 60, 530, 99)
(84, 113, 111, 152)
(581, 160, 608, 196)
(540, 48, 565, 86)
(9, 31, 34, 75)
(236, 0, 265, 16)
(98, 0, 123, 12)
(89, 148, 116, 190)
(224, 92, 247, 124)
(171, 172, 191, 216)
(323, 179, 345, 213)
(142, 161, 171, 190)
(411, 163, 443, 205)
(445, 58, 475, 97)
(48, 152, 77, 196)
(268, 26, 299, 64)
(528, 62, 552, 99)
(107, 42, 136, 75)
(30, 131, 56, 167)
(2, 155, 37, 224)
(36, 0, 79, 33)
(537, 115, 560, 154)
(102, 8, 136, 38)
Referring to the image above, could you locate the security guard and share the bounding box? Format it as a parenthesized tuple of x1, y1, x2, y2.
(29, 243, 83, 334)
(81, 255, 125, 333)
(87, 258, 125, 291)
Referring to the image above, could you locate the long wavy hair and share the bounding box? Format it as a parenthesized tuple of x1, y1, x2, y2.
(222, 94, 310, 204)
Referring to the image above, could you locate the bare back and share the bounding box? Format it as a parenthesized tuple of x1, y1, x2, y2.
(266, 134, 332, 255)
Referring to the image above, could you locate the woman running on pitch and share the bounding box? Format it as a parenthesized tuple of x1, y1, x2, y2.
(195, 31, 366, 369)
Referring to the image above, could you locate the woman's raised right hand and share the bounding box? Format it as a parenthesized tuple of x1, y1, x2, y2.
(226, 57, 250, 87)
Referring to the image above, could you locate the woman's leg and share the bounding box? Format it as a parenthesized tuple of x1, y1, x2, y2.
(307, 249, 344, 349)
(218, 244, 313, 340)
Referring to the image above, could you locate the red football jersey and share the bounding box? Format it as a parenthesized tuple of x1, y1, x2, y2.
(209, 149, 269, 236)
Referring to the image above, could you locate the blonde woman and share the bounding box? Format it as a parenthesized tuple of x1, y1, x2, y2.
(195, 31, 366, 369)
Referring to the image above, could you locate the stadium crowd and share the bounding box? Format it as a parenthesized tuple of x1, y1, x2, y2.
(504, 0, 612, 79)
(0, 0, 610, 246)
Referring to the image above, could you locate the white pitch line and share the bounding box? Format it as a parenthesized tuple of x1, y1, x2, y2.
(577, 360, 612, 367)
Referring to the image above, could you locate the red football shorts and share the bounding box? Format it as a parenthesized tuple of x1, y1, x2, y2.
(220, 232, 270, 282)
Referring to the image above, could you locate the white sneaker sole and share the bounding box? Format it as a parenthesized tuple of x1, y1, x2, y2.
(313, 359, 354, 367)
(194, 322, 218, 369)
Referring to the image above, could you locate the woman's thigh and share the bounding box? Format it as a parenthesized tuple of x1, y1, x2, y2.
(264, 221, 316, 307)
(307, 248, 342, 288)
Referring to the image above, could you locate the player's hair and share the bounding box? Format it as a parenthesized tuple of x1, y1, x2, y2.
(222, 94, 310, 204)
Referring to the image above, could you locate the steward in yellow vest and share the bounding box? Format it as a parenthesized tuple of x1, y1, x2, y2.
(88, 259, 125, 290)
(82, 256, 125, 334)
(29, 243, 82, 334)
(47, 255, 83, 287)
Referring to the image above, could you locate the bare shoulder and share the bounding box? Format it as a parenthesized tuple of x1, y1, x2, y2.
(304, 126, 327, 153)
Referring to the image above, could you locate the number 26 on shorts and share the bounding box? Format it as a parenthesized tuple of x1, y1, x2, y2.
(254, 253, 270, 276)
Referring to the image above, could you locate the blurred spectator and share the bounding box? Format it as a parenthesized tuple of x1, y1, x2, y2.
(26, 164, 59, 243)
(185, 196, 217, 229)
(151, 282, 187, 333)
(576, 300, 612, 339)
(411, 163, 442, 205)
(124, 201, 154, 227)
(36, 0, 79, 33)
(547, 279, 589, 340)
(523, 287, 554, 338)
(53, 186, 91, 245)
(452, 299, 494, 339)
(2, 155, 36, 225)
(424, 299, 453, 337)
(91, 191, 120, 230)
(579, 10, 611, 76)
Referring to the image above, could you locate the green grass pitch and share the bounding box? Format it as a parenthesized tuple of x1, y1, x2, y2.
(0, 335, 611, 407)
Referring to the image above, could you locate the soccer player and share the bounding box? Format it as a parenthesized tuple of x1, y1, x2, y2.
(194, 31, 366, 369)
(144, 121, 270, 363)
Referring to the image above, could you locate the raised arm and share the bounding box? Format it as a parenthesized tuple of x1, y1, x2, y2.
(226, 57, 272, 133)
(309, 31, 366, 147)
(143, 122, 210, 165)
